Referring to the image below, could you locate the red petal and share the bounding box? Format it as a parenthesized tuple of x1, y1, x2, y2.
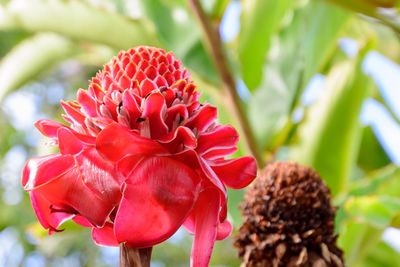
(196, 125, 238, 155)
(154, 75, 168, 87)
(88, 82, 105, 100)
(23, 151, 119, 229)
(211, 157, 257, 189)
(114, 157, 200, 248)
(140, 78, 157, 96)
(91, 117, 114, 130)
(22, 154, 75, 190)
(163, 88, 176, 106)
(142, 92, 168, 139)
(35, 120, 95, 145)
(35, 119, 68, 139)
(184, 105, 217, 132)
(76, 148, 122, 204)
(173, 150, 227, 197)
(103, 94, 118, 120)
(119, 74, 132, 90)
(33, 166, 114, 227)
(125, 62, 136, 77)
(117, 155, 145, 178)
(96, 123, 167, 162)
(77, 89, 98, 117)
(183, 198, 231, 240)
(29, 191, 74, 232)
(202, 147, 238, 160)
(165, 104, 188, 129)
(61, 101, 86, 125)
(122, 90, 141, 123)
(170, 79, 186, 92)
(57, 128, 83, 155)
(134, 70, 146, 84)
(92, 223, 119, 246)
(159, 126, 197, 152)
(145, 66, 157, 80)
(190, 188, 220, 267)
(73, 215, 93, 227)
(198, 157, 226, 196)
(216, 220, 232, 240)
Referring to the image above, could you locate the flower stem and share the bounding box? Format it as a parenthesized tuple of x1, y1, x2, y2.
(120, 244, 152, 267)
(189, 0, 265, 167)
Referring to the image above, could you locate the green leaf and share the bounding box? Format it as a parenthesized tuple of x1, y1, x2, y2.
(0, 117, 16, 156)
(327, 0, 400, 35)
(338, 221, 383, 266)
(137, 0, 178, 46)
(247, 2, 350, 151)
(0, 30, 29, 57)
(209, 0, 230, 20)
(357, 126, 391, 172)
(238, 0, 292, 90)
(0, 0, 157, 50)
(248, 67, 293, 149)
(376, 176, 400, 199)
(358, 241, 400, 267)
(227, 189, 245, 227)
(345, 196, 400, 228)
(301, 2, 349, 87)
(138, 0, 218, 83)
(349, 165, 400, 197)
(0, 33, 75, 101)
(290, 53, 372, 195)
(327, 0, 381, 17)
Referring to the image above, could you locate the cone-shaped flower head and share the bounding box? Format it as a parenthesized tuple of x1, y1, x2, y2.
(234, 162, 343, 267)
(22, 46, 257, 266)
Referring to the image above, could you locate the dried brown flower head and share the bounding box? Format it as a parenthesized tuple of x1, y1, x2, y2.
(234, 161, 344, 267)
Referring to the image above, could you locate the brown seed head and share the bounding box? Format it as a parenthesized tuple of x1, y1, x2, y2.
(234, 161, 344, 267)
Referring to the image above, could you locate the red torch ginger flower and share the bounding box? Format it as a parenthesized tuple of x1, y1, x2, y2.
(22, 46, 257, 266)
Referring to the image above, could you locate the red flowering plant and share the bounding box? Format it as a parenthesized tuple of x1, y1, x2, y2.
(22, 46, 257, 266)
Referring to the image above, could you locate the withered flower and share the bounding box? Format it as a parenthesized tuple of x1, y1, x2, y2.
(234, 162, 344, 267)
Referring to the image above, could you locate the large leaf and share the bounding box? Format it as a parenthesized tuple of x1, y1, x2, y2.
(349, 164, 400, 202)
(248, 66, 293, 150)
(345, 196, 400, 228)
(238, 0, 292, 91)
(139, 0, 218, 83)
(327, 0, 400, 35)
(338, 222, 383, 266)
(290, 54, 372, 195)
(0, 116, 17, 156)
(359, 241, 400, 267)
(276, 2, 349, 100)
(0, 30, 29, 57)
(349, 165, 400, 197)
(327, 0, 394, 17)
(0, 0, 157, 50)
(301, 3, 350, 87)
(247, 2, 350, 151)
(209, 0, 230, 20)
(0, 33, 75, 101)
(357, 126, 391, 172)
(340, 166, 400, 265)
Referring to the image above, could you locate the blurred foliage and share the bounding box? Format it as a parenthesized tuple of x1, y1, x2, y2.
(291, 48, 372, 195)
(357, 126, 391, 172)
(1, 0, 400, 266)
